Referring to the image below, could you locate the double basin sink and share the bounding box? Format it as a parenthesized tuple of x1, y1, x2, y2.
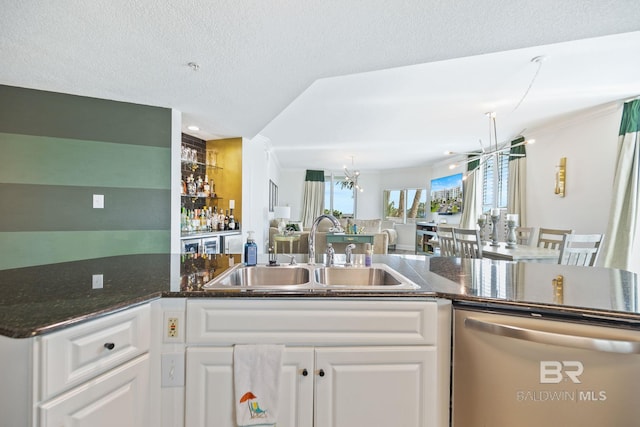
(203, 263, 420, 291)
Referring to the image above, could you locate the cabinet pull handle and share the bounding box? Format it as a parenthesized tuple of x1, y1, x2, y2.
(302, 369, 308, 377)
(104, 342, 115, 350)
(318, 369, 325, 377)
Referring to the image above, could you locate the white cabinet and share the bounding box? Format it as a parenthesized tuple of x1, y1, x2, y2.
(185, 346, 313, 427)
(315, 346, 436, 426)
(38, 354, 150, 427)
(185, 345, 435, 427)
(35, 304, 151, 427)
(38, 303, 150, 400)
(184, 298, 450, 427)
(0, 304, 151, 426)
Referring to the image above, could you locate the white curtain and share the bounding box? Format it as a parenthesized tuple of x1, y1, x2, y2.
(603, 99, 640, 271)
(507, 137, 527, 226)
(301, 170, 325, 229)
(459, 167, 481, 229)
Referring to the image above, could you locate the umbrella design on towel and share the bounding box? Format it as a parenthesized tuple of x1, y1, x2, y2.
(240, 391, 267, 418)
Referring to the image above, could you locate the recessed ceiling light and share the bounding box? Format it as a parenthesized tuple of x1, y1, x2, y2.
(187, 125, 200, 131)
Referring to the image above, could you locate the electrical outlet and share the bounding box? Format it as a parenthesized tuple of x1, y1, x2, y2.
(161, 353, 185, 387)
(167, 317, 178, 338)
(163, 311, 184, 342)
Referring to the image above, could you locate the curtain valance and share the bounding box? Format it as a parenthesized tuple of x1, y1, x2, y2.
(509, 136, 526, 160)
(305, 170, 325, 182)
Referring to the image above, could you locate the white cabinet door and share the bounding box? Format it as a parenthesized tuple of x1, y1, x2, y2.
(315, 346, 438, 427)
(38, 354, 149, 427)
(185, 346, 314, 427)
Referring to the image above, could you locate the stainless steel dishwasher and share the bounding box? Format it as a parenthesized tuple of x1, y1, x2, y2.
(452, 305, 640, 426)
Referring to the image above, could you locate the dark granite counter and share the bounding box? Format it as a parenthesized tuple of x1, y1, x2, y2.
(1, 253, 639, 338)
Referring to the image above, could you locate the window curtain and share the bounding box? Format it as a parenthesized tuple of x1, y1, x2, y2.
(459, 157, 481, 229)
(507, 136, 527, 226)
(301, 170, 325, 229)
(603, 99, 640, 271)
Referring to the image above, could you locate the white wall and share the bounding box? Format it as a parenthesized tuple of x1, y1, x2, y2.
(277, 169, 305, 222)
(525, 103, 621, 235)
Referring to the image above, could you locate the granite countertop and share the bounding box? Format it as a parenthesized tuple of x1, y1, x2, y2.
(2, 253, 640, 338)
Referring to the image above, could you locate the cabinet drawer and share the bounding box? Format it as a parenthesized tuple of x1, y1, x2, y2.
(187, 299, 438, 346)
(38, 304, 150, 400)
(38, 354, 150, 427)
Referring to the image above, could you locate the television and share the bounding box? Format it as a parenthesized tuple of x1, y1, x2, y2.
(430, 173, 463, 215)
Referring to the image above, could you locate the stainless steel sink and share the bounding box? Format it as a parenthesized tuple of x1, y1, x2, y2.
(203, 263, 419, 291)
(203, 265, 311, 289)
(314, 264, 419, 289)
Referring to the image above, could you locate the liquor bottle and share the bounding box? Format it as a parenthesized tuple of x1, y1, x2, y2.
(206, 207, 212, 230)
(203, 175, 210, 197)
(187, 174, 196, 195)
(229, 209, 235, 230)
(224, 210, 230, 230)
(200, 209, 206, 230)
(211, 206, 218, 231)
(196, 176, 204, 195)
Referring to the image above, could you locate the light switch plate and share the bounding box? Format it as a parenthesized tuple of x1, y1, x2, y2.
(92, 274, 103, 289)
(92, 194, 104, 209)
(161, 353, 185, 387)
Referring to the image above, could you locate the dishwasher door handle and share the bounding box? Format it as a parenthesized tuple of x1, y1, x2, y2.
(465, 317, 640, 354)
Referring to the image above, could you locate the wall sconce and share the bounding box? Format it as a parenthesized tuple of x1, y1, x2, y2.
(555, 157, 566, 197)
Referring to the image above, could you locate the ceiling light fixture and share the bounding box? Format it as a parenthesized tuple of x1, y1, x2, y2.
(446, 112, 534, 178)
(187, 125, 200, 131)
(343, 156, 364, 192)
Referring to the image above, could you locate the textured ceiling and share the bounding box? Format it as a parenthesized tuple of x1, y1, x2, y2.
(2, 1, 640, 171)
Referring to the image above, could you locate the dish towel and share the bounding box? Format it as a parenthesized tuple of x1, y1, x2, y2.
(234, 344, 284, 427)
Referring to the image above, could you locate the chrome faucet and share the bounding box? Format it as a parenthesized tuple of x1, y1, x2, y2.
(308, 214, 342, 264)
(345, 243, 356, 266)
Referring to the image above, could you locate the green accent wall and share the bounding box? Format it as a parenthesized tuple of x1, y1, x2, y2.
(0, 85, 172, 269)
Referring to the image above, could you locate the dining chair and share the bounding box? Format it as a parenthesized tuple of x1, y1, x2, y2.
(537, 228, 574, 250)
(515, 227, 534, 246)
(453, 228, 483, 259)
(558, 233, 604, 266)
(436, 226, 457, 257)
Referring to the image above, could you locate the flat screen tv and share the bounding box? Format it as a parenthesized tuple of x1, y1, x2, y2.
(430, 173, 463, 215)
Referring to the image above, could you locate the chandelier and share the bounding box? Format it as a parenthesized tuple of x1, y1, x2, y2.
(446, 112, 534, 177)
(343, 156, 364, 192)
(446, 56, 546, 177)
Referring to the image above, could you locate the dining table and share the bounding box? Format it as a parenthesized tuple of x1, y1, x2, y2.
(481, 242, 559, 263)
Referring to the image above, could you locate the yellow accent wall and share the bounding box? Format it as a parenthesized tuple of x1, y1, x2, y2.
(206, 137, 242, 224)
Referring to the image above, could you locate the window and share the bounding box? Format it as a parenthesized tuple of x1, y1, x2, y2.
(383, 188, 427, 223)
(324, 174, 356, 217)
(383, 189, 404, 221)
(482, 155, 509, 213)
(406, 188, 427, 221)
